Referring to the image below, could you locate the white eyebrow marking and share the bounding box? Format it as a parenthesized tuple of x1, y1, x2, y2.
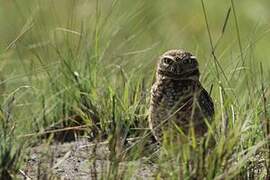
(190, 56, 197, 59)
(163, 55, 174, 60)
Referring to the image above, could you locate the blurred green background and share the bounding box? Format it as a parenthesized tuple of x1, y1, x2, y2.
(1, 0, 270, 72)
(1, 1, 270, 61)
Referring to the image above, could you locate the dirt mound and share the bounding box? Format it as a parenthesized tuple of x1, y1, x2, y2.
(20, 139, 157, 179)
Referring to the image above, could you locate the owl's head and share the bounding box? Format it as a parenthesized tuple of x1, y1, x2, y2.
(157, 49, 200, 80)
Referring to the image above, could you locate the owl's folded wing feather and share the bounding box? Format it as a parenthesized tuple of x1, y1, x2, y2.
(198, 88, 214, 119)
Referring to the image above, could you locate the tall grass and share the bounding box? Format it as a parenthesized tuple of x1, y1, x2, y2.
(0, 0, 270, 179)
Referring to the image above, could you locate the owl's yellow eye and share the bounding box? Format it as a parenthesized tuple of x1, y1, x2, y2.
(163, 58, 173, 64)
(182, 59, 189, 64)
(182, 58, 194, 64)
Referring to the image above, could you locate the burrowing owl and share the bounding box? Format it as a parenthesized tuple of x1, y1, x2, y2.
(149, 49, 214, 142)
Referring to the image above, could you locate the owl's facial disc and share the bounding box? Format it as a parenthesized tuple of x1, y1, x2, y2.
(158, 50, 200, 80)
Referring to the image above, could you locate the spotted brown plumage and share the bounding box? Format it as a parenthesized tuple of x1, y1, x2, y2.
(149, 49, 214, 142)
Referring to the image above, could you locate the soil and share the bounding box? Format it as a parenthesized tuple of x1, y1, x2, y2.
(19, 138, 157, 180)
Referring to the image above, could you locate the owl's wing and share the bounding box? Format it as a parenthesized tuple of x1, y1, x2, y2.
(198, 88, 214, 119)
(149, 82, 167, 142)
(150, 82, 164, 107)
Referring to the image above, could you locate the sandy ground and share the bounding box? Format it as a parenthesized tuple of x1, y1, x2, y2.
(19, 139, 157, 180)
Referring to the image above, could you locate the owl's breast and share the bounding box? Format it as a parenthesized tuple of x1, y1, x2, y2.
(162, 81, 195, 109)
